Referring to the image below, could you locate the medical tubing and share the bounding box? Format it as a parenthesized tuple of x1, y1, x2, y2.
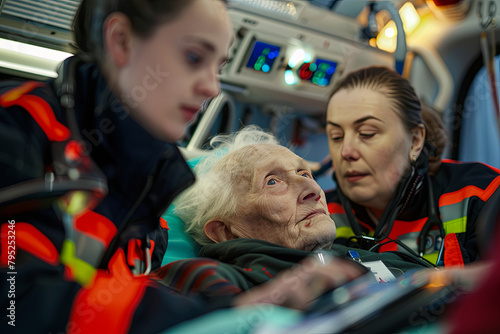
(369, 238, 436, 268)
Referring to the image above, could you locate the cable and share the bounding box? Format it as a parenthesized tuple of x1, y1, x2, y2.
(369, 236, 437, 268)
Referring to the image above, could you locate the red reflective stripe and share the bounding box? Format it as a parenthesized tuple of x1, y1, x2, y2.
(441, 159, 461, 164)
(1, 222, 58, 266)
(127, 239, 155, 268)
(160, 217, 169, 229)
(74, 211, 117, 247)
(0, 81, 70, 141)
(69, 249, 151, 334)
(378, 218, 427, 253)
(443, 233, 465, 268)
(440, 176, 500, 206)
(327, 202, 345, 214)
(127, 239, 138, 267)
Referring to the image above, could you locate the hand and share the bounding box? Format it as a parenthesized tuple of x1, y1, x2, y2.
(233, 256, 364, 310)
(410, 261, 493, 292)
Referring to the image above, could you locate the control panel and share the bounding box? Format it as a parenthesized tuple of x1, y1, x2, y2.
(220, 3, 395, 115)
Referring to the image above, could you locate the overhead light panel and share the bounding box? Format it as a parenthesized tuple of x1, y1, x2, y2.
(0, 38, 73, 78)
(399, 2, 421, 34)
(376, 2, 421, 53)
(230, 0, 304, 20)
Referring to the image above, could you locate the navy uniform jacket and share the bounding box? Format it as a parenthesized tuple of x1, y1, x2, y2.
(0, 57, 230, 333)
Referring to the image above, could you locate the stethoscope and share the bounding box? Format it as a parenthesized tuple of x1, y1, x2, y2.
(340, 153, 444, 268)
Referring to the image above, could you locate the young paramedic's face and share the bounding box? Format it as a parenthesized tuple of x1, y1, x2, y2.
(326, 87, 413, 215)
(118, 0, 233, 141)
(227, 144, 337, 251)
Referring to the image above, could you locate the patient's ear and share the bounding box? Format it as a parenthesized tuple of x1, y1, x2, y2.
(204, 220, 236, 243)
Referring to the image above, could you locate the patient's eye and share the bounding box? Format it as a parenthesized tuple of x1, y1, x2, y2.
(267, 178, 277, 185)
(299, 171, 312, 178)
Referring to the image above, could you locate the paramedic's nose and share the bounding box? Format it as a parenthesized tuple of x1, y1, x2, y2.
(341, 134, 360, 161)
(197, 68, 220, 98)
(298, 177, 322, 203)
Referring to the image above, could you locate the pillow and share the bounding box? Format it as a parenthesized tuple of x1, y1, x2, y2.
(160, 156, 203, 266)
(160, 204, 200, 266)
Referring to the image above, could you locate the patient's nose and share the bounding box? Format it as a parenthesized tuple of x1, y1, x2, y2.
(298, 178, 322, 203)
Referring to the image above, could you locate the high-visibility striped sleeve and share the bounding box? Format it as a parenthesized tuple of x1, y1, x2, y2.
(1, 222, 59, 266)
(440, 176, 500, 206)
(69, 249, 152, 334)
(75, 210, 117, 247)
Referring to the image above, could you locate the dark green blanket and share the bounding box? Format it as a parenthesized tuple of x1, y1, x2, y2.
(154, 239, 428, 296)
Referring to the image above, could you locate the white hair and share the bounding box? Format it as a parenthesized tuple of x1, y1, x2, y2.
(174, 125, 280, 245)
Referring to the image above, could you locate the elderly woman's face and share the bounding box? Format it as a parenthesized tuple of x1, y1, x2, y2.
(225, 144, 336, 251)
(326, 87, 413, 215)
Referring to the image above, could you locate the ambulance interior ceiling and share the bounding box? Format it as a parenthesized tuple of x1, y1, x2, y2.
(0, 0, 476, 111)
(0, 0, 499, 159)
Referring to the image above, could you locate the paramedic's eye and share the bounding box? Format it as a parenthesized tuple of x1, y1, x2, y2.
(267, 178, 277, 186)
(330, 133, 343, 142)
(186, 52, 202, 65)
(360, 132, 375, 139)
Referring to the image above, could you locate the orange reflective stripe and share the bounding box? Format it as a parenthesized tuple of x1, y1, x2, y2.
(0, 81, 70, 141)
(440, 175, 500, 206)
(0, 81, 43, 101)
(160, 217, 169, 229)
(441, 159, 461, 164)
(74, 210, 117, 247)
(443, 233, 465, 268)
(378, 218, 427, 252)
(1, 222, 58, 266)
(327, 202, 345, 214)
(69, 249, 151, 334)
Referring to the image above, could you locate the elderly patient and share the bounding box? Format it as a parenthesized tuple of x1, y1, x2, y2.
(153, 126, 429, 297)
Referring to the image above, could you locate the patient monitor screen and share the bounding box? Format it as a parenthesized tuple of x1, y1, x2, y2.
(245, 41, 281, 73)
(298, 58, 337, 86)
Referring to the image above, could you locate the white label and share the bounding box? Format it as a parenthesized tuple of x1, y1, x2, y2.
(362, 260, 397, 284)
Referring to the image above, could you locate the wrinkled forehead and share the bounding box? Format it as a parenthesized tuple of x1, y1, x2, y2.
(216, 144, 306, 181)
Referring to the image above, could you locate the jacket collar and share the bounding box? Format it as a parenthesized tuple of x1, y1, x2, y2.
(58, 56, 195, 218)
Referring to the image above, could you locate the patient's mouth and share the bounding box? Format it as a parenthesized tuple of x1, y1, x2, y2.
(302, 210, 325, 226)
